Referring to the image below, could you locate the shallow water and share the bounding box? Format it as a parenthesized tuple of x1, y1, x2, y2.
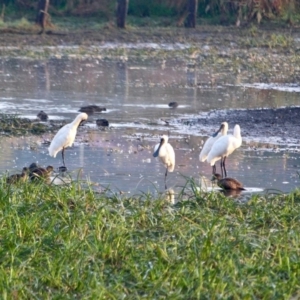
(1, 57, 300, 196)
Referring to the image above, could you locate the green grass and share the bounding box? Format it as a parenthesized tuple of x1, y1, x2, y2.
(0, 178, 300, 299)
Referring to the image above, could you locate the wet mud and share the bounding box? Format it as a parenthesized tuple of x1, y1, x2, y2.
(189, 106, 300, 146)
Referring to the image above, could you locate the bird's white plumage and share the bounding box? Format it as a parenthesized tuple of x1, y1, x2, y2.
(48, 113, 88, 158)
(153, 135, 175, 172)
(207, 124, 242, 166)
(199, 122, 228, 162)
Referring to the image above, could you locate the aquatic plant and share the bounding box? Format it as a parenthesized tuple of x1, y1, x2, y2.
(0, 176, 299, 298)
(0, 114, 66, 136)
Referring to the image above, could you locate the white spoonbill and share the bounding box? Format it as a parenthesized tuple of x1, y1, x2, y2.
(48, 112, 88, 168)
(153, 135, 175, 189)
(207, 124, 242, 177)
(199, 121, 229, 171)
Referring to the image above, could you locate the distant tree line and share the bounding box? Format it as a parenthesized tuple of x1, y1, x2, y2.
(1, 0, 299, 29)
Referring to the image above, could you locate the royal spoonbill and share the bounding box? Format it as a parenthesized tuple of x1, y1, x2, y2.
(37, 110, 48, 121)
(168, 102, 178, 109)
(199, 122, 229, 173)
(7, 167, 29, 184)
(153, 135, 175, 189)
(207, 124, 242, 177)
(48, 112, 88, 168)
(211, 173, 245, 190)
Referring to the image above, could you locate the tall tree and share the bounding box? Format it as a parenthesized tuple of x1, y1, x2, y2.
(36, 0, 49, 34)
(185, 0, 197, 28)
(116, 0, 128, 28)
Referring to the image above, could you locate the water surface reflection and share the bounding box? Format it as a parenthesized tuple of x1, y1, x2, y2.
(1, 58, 300, 195)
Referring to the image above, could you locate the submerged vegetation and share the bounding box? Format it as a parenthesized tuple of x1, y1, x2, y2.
(0, 177, 299, 298)
(0, 114, 64, 136)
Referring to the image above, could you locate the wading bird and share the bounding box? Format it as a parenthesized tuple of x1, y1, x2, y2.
(212, 173, 245, 191)
(153, 135, 175, 189)
(48, 113, 88, 169)
(7, 167, 29, 184)
(199, 122, 228, 173)
(207, 124, 242, 177)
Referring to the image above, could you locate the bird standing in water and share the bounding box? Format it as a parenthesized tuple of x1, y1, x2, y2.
(199, 121, 229, 174)
(153, 135, 175, 189)
(48, 113, 88, 169)
(207, 124, 242, 177)
(212, 173, 245, 191)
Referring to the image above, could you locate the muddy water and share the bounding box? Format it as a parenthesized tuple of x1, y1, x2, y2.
(1, 57, 300, 195)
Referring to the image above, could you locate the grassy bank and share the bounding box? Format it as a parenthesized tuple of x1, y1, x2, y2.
(0, 178, 299, 299)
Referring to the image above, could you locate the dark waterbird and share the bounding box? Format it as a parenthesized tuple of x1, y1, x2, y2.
(79, 105, 106, 114)
(30, 165, 54, 181)
(212, 173, 245, 191)
(37, 110, 48, 121)
(7, 167, 29, 184)
(96, 119, 109, 127)
(168, 102, 178, 109)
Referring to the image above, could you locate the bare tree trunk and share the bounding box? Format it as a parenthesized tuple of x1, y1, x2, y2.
(36, 0, 49, 34)
(116, 0, 128, 28)
(185, 0, 198, 28)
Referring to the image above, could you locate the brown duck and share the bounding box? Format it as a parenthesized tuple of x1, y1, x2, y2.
(7, 167, 29, 184)
(212, 173, 245, 191)
(30, 165, 54, 181)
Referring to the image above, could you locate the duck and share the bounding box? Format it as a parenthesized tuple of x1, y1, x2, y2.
(79, 105, 106, 114)
(37, 110, 48, 121)
(6, 167, 29, 184)
(96, 119, 109, 127)
(168, 102, 178, 109)
(212, 173, 245, 190)
(30, 165, 54, 181)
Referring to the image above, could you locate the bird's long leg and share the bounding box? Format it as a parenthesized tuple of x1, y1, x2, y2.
(212, 164, 216, 175)
(223, 156, 227, 177)
(165, 168, 168, 190)
(220, 159, 224, 178)
(62, 147, 66, 167)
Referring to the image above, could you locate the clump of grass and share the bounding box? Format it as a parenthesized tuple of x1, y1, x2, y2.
(0, 114, 65, 136)
(0, 177, 300, 298)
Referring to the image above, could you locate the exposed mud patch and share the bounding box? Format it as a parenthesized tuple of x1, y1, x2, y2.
(189, 106, 300, 146)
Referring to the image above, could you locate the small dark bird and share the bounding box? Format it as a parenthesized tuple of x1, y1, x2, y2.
(96, 119, 109, 127)
(168, 102, 178, 109)
(58, 166, 67, 173)
(29, 163, 39, 172)
(30, 165, 54, 181)
(37, 111, 48, 121)
(212, 173, 245, 191)
(79, 105, 106, 114)
(7, 167, 29, 184)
